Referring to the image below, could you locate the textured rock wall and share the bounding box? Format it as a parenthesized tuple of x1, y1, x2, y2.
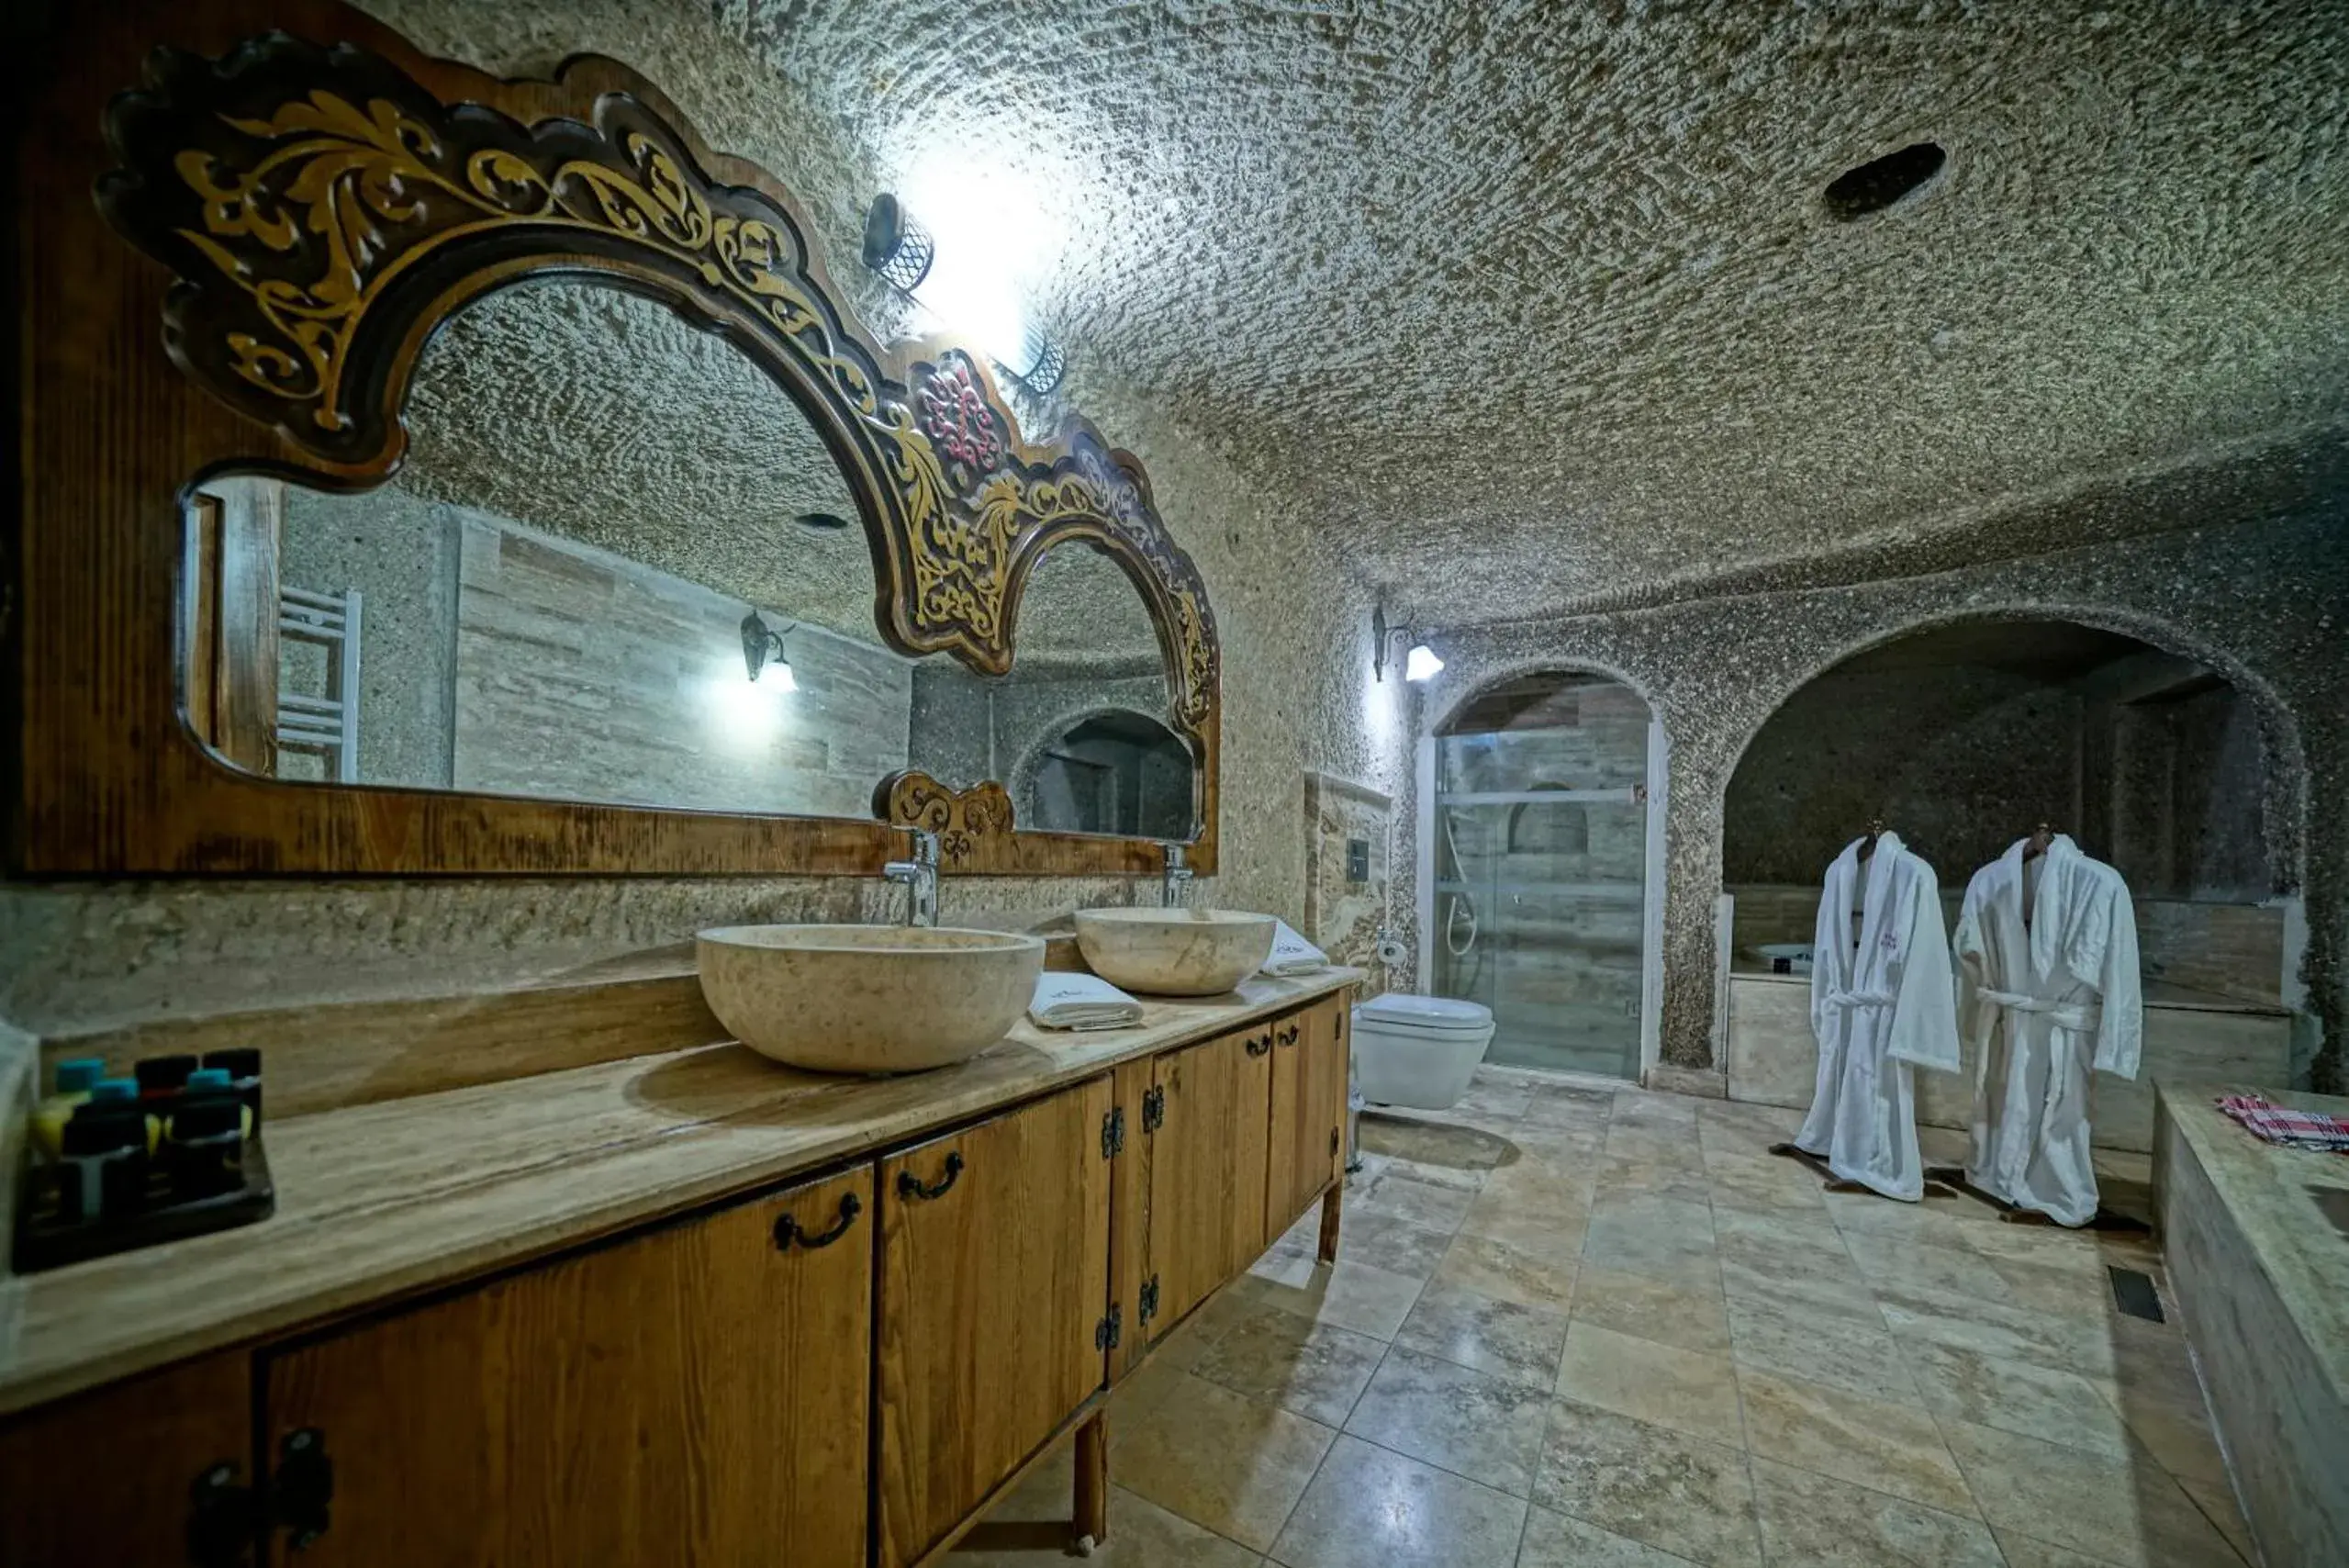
(0, 0, 1396, 1040)
(1393, 512, 2346, 1089)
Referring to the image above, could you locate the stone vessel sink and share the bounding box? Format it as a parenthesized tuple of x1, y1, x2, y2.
(1073, 908, 1277, 996)
(698, 924, 1046, 1074)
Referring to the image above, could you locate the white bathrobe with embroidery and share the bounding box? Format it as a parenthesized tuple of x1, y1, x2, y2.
(1795, 834, 1962, 1202)
(1952, 835, 2143, 1227)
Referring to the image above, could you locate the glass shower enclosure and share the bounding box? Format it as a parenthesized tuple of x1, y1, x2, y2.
(1428, 674, 1650, 1080)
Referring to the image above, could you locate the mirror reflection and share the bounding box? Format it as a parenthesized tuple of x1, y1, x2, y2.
(179, 277, 1194, 836)
(905, 543, 1194, 839)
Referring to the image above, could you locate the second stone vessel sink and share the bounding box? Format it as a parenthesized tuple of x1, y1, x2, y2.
(698, 924, 1046, 1074)
(1073, 908, 1277, 996)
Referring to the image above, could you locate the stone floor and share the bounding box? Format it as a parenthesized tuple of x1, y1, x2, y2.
(955, 1069, 2255, 1568)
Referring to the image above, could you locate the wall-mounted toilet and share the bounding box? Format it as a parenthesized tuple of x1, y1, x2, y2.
(1352, 993, 1497, 1111)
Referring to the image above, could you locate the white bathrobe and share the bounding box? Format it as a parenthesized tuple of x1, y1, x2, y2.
(1952, 834, 2143, 1227)
(1795, 834, 1961, 1201)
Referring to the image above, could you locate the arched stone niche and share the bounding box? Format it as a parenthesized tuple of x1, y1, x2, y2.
(1391, 518, 2340, 1089)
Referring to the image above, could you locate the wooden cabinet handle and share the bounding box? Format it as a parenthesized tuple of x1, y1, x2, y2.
(774, 1191, 862, 1251)
(1244, 1033, 1272, 1058)
(896, 1151, 965, 1203)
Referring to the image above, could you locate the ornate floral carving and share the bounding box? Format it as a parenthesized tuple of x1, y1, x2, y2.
(874, 772, 1017, 868)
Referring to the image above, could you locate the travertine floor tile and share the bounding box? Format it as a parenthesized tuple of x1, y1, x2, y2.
(1515, 1504, 1701, 1566)
(1242, 1255, 1426, 1341)
(1724, 1286, 1921, 1408)
(1436, 1231, 1580, 1313)
(1335, 1206, 1457, 1281)
(1734, 1368, 1973, 1514)
(1268, 1433, 1526, 1568)
(1394, 1274, 1572, 1389)
(1572, 1263, 1733, 1355)
(1532, 1399, 1762, 1567)
(1841, 1230, 2019, 1305)
(1903, 1340, 2134, 1461)
(2175, 1472, 2257, 1564)
(1991, 1529, 2132, 1567)
(1748, 1456, 2002, 1567)
(1111, 1372, 1336, 1552)
(1342, 1344, 1553, 1497)
(1189, 1303, 1386, 1427)
(963, 1459, 1261, 1567)
(1940, 1417, 2244, 1567)
(1554, 1322, 1744, 1446)
(1352, 1167, 1478, 1232)
(1582, 1196, 1718, 1290)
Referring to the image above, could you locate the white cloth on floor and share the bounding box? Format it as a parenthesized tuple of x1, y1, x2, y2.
(1795, 832, 1961, 1203)
(1952, 834, 2142, 1227)
(1261, 919, 1330, 976)
(1028, 972, 1144, 1031)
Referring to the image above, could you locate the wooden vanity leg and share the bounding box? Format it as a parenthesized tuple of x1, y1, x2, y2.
(1074, 1411, 1109, 1549)
(1317, 1181, 1343, 1263)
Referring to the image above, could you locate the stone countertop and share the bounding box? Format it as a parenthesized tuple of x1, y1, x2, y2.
(1728, 961, 2288, 1015)
(2157, 1081, 2349, 1406)
(0, 968, 1362, 1417)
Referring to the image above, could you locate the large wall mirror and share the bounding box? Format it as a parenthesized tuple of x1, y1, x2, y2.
(15, 0, 1219, 878)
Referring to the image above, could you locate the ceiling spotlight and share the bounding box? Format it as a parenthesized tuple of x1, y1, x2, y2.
(861, 191, 1068, 395)
(794, 511, 853, 532)
(1404, 644, 1445, 682)
(740, 610, 798, 691)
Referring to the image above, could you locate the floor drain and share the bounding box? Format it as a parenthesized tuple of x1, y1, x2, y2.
(2109, 1265, 2164, 1323)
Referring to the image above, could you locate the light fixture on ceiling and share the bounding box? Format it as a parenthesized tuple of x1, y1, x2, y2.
(1371, 601, 1444, 683)
(740, 610, 798, 692)
(862, 191, 1068, 395)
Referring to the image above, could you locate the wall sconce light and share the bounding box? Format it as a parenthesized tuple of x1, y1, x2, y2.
(741, 610, 798, 692)
(862, 192, 1068, 396)
(1371, 602, 1444, 683)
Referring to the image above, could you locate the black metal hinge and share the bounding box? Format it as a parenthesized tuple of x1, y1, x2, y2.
(1141, 1084, 1166, 1133)
(185, 1461, 253, 1568)
(1102, 1106, 1125, 1160)
(1138, 1275, 1160, 1325)
(274, 1427, 334, 1551)
(1330, 1126, 1341, 1158)
(1094, 1304, 1123, 1351)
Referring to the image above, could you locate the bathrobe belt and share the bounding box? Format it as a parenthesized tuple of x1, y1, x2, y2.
(1823, 987, 1896, 1010)
(1974, 988, 2101, 1046)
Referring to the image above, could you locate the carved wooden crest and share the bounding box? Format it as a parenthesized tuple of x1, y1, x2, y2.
(874, 772, 1017, 869)
(96, 29, 1220, 756)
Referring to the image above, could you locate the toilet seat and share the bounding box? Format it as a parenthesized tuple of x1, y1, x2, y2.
(1357, 992, 1493, 1036)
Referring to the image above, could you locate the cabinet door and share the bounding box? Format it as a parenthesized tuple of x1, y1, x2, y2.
(1267, 999, 1349, 1234)
(877, 1077, 1114, 1568)
(259, 1168, 873, 1567)
(0, 1352, 254, 1568)
(1145, 1028, 1272, 1339)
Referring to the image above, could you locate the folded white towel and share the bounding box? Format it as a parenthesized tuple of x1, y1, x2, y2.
(1262, 918, 1330, 977)
(1029, 972, 1145, 1031)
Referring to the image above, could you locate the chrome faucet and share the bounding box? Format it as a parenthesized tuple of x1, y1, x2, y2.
(884, 829, 940, 927)
(1161, 843, 1193, 909)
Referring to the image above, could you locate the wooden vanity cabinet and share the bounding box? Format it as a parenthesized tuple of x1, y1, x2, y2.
(1267, 995, 1350, 1235)
(254, 1166, 873, 1568)
(876, 1076, 1115, 1568)
(0, 1353, 255, 1568)
(1137, 1025, 1275, 1344)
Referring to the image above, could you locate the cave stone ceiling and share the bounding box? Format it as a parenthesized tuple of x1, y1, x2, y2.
(720, 0, 2349, 626)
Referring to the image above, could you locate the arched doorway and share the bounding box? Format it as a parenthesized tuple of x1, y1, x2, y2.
(1424, 669, 1662, 1080)
(1017, 707, 1193, 839)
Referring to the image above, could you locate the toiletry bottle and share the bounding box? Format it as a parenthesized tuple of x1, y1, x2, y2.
(201, 1047, 263, 1129)
(32, 1057, 106, 1160)
(57, 1104, 146, 1224)
(163, 1087, 246, 1201)
(180, 1067, 252, 1140)
(135, 1053, 198, 1103)
(86, 1078, 157, 1154)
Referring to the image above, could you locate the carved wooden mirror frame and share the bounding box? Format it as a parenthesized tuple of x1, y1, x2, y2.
(11, 0, 1219, 877)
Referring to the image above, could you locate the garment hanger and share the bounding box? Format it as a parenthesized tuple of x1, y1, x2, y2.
(2023, 822, 2053, 861)
(1858, 818, 1885, 861)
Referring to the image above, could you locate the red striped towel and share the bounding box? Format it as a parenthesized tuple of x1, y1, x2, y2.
(2216, 1093, 2349, 1153)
